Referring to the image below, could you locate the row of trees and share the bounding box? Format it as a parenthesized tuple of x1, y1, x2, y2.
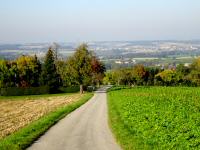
(2, 42, 200, 93)
(103, 58, 200, 86)
(0, 44, 105, 93)
(0, 55, 42, 88)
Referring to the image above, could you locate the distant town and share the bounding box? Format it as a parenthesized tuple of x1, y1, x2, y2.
(1, 40, 200, 69)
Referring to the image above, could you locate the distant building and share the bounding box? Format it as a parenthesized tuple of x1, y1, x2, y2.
(184, 63, 191, 67)
(115, 60, 122, 64)
(132, 59, 136, 63)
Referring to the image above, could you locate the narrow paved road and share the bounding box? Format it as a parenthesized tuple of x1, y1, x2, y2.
(27, 87, 121, 150)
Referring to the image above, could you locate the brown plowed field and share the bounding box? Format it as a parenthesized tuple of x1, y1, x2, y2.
(0, 93, 83, 139)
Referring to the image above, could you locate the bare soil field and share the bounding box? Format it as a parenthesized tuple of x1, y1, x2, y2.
(0, 93, 84, 139)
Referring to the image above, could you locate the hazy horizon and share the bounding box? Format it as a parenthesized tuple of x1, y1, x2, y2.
(1, 0, 200, 43)
(1, 39, 200, 45)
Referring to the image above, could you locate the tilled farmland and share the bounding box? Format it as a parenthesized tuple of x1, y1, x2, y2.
(0, 93, 84, 139)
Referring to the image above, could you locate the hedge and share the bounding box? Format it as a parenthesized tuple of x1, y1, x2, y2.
(0, 86, 50, 96)
(59, 86, 96, 93)
(87, 86, 96, 92)
(0, 86, 92, 96)
(59, 86, 80, 93)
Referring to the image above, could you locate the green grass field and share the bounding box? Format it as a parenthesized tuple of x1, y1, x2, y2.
(108, 87, 200, 150)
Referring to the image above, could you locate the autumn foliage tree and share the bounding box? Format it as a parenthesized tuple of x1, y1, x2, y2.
(132, 64, 148, 85)
(16, 55, 41, 87)
(91, 56, 105, 87)
(155, 70, 182, 86)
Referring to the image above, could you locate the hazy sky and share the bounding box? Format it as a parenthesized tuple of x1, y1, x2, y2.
(0, 0, 200, 43)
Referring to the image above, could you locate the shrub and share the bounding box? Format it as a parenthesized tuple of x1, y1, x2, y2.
(59, 86, 80, 93)
(0, 86, 50, 96)
(87, 86, 96, 92)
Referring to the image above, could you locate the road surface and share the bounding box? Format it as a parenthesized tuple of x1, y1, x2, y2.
(27, 87, 121, 150)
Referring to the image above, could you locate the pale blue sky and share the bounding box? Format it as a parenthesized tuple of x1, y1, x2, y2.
(0, 0, 200, 43)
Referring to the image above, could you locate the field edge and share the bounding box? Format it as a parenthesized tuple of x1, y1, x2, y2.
(107, 90, 142, 150)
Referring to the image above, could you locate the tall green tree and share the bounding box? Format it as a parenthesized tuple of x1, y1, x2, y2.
(31, 55, 42, 86)
(42, 48, 60, 93)
(0, 60, 10, 88)
(55, 60, 65, 86)
(65, 44, 93, 93)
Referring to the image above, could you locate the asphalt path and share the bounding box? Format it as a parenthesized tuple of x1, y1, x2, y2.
(27, 87, 121, 150)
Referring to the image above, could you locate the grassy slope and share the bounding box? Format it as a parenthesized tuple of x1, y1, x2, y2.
(108, 87, 200, 150)
(0, 93, 93, 150)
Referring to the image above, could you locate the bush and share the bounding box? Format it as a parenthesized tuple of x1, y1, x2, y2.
(87, 86, 96, 92)
(0, 86, 50, 96)
(59, 86, 80, 93)
(107, 85, 131, 92)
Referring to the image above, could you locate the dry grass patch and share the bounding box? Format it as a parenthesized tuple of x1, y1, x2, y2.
(0, 93, 84, 139)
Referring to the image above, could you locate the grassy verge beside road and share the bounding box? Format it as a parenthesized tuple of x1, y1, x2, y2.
(108, 87, 200, 150)
(0, 93, 93, 150)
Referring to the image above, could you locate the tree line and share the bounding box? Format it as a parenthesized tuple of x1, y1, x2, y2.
(104, 58, 200, 86)
(0, 44, 105, 93)
(2, 43, 200, 94)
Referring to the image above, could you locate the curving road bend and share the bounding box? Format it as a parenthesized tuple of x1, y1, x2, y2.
(27, 87, 121, 150)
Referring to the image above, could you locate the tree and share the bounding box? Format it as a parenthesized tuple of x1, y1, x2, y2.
(103, 70, 120, 85)
(31, 55, 42, 86)
(55, 60, 65, 86)
(65, 44, 93, 94)
(103, 72, 113, 85)
(51, 42, 60, 60)
(16, 55, 41, 87)
(133, 64, 148, 85)
(91, 56, 105, 87)
(103, 68, 134, 86)
(42, 48, 60, 93)
(8, 61, 20, 87)
(120, 69, 134, 86)
(0, 60, 10, 88)
(188, 57, 200, 85)
(146, 67, 161, 85)
(155, 69, 182, 86)
(1, 57, 41, 88)
(176, 64, 190, 76)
